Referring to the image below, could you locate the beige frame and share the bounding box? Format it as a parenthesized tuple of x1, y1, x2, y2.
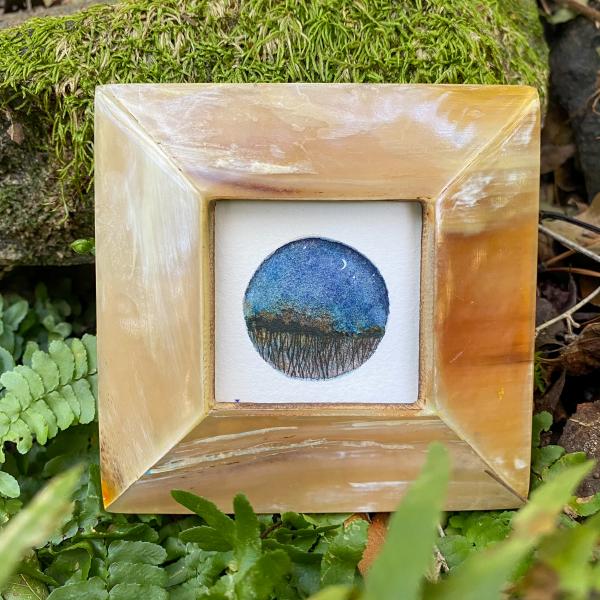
(95, 84, 540, 513)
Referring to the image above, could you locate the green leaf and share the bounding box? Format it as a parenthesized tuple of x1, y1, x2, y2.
(569, 493, 600, 517)
(532, 411, 552, 447)
(45, 546, 93, 586)
(107, 541, 167, 566)
(427, 459, 595, 600)
(14, 366, 44, 401)
(109, 584, 167, 600)
(532, 445, 565, 475)
(57, 386, 80, 422)
(0, 371, 33, 409)
(0, 466, 81, 591)
(8, 418, 33, 454)
(446, 512, 512, 549)
(172, 491, 235, 543)
(234, 549, 291, 600)
(0, 347, 15, 376)
(70, 380, 96, 424)
(31, 352, 60, 393)
(179, 526, 233, 551)
(0, 393, 22, 421)
(364, 443, 450, 600)
(0, 498, 22, 526)
(48, 341, 75, 387)
(22, 343, 39, 368)
(2, 573, 49, 599)
(46, 578, 108, 600)
(233, 493, 261, 574)
(0, 471, 20, 499)
(70, 238, 96, 256)
(308, 586, 357, 600)
(82, 335, 97, 374)
(108, 563, 167, 588)
(28, 400, 58, 440)
(3, 300, 28, 331)
(165, 548, 230, 589)
(538, 512, 600, 598)
(437, 535, 472, 569)
(45, 391, 75, 431)
(67, 339, 87, 380)
(321, 519, 368, 587)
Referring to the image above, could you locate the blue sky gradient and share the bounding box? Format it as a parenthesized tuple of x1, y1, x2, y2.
(244, 237, 389, 334)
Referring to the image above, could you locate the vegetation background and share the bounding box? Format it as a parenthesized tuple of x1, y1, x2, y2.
(0, 0, 599, 598)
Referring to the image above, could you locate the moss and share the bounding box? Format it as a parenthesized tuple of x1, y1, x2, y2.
(0, 0, 548, 213)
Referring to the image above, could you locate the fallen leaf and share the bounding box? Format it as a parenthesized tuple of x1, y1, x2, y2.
(560, 323, 600, 375)
(358, 513, 389, 575)
(541, 143, 576, 175)
(519, 562, 561, 600)
(542, 194, 600, 257)
(580, 276, 600, 307)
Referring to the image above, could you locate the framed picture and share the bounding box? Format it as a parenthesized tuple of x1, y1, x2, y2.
(95, 83, 540, 513)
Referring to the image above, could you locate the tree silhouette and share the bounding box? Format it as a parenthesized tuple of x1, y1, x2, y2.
(246, 307, 384, 379)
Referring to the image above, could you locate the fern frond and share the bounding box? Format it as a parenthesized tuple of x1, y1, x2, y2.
(0, 335, 98, 463)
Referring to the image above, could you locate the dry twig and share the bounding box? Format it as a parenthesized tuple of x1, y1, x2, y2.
(556, 0, 600, 23)
(539, 224, 600, 264)
(536, 284, 600, 335)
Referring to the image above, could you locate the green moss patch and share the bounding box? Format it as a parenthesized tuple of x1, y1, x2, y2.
(0, 0, 548, 210)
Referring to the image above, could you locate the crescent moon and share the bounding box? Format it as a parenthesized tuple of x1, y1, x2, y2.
(340, 259, 347, 270)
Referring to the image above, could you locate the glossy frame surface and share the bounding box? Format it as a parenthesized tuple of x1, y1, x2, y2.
(95, 84, 540, 513)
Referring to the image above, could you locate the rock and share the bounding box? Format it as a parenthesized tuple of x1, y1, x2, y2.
(0, 113, 94, 266)
(0, 0, 549, 266)
(559, 400, 600, 495)
(551, 15, 600, 201)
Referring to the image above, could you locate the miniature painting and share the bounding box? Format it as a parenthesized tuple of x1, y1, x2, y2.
(243, 237, 389, 380)
(214, 199, 421, 405)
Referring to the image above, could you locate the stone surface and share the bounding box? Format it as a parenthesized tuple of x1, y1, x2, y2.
(551, 15, 600, 201)
(559, 400, 600, 495)
(0, 0, 548, 266)
(0, 114, 94, 266)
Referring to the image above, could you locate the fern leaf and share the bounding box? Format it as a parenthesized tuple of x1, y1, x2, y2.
(49, 340, 75, 386)
(0, 347, 15, 376)
(14, 365, 44, 400)
(28, 400, 59, 439)
(82, 335, 97, 374)
(7, 418, 33, 454)
(46, 390, 76, 431)
(59, 385, 81, 421)
(1, 370, 33, 409)
(71, 379, 96, 425)
(0, 335, 98, 463)
(21, 408, 49, 445)
(68, 338, 88, 379)
(31, 351, 60, 392)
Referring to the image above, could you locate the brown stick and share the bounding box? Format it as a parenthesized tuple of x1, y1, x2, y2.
(556, 0, 600, 23)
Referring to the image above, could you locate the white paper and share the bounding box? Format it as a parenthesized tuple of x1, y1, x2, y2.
(215, 200, 421, 404)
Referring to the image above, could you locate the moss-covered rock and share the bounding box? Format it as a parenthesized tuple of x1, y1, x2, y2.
(0, 0, 548, 265)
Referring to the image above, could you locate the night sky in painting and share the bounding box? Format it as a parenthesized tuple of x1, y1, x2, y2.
(244, 238, 389, 380)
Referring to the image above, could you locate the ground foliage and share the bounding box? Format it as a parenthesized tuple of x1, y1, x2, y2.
(1, 2, 600, 597)
(0, 276, 599, 599)
(0, 0, 548, 211)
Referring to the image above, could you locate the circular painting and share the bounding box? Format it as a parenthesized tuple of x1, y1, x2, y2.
(243, 237, 389, 380)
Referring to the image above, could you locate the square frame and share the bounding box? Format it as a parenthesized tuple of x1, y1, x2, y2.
(95, 83, 540, 513)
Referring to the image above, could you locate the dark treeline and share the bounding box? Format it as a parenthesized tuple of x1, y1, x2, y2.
(247, 309, 384, 379)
